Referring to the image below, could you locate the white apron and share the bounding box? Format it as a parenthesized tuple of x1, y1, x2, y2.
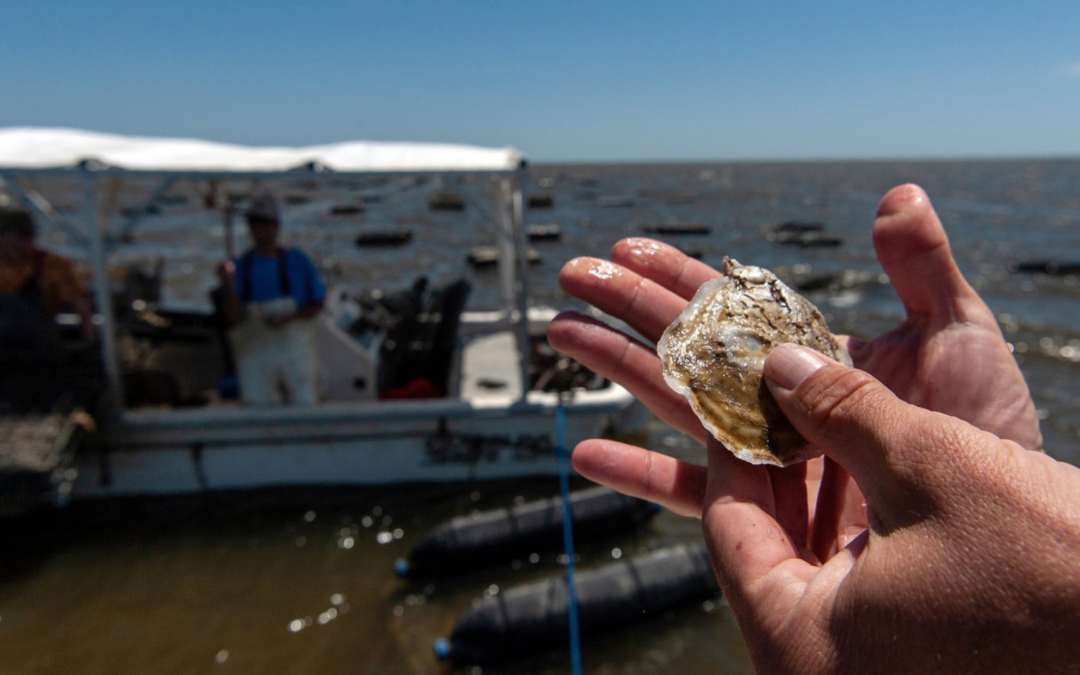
(228, 297, 320, 405)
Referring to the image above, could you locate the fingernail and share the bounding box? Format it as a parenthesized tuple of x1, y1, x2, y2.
(876, 183, 926, 218)
(765, 344, 831, 391)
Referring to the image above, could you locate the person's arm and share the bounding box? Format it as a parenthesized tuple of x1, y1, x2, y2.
(216, 260, 243, 326)
(52, 255, 97, 341)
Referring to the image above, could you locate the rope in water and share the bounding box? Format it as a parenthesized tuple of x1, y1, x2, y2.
(555, 399, 583, 675)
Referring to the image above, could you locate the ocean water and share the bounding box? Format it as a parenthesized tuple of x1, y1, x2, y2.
(2, 158, 1079, 674)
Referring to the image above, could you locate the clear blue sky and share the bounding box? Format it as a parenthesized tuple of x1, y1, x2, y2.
(3, 0, 1079, 162)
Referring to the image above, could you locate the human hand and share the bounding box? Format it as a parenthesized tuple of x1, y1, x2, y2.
(703, 343, 1080, 674)
(548, 183, 1076, 672)
(265, 313, 293, 329)
(547, 185, 1042, 530)
(216, 260, 235, 284)
(844, 184, 1041, 451)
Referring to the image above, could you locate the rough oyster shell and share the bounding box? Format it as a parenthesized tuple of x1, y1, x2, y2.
(657, 257, 851, 466)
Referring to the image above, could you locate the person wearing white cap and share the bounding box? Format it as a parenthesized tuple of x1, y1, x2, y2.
(216, 194, 325, 405)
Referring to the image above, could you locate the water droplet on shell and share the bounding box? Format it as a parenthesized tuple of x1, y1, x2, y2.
(658, 257, 850, 466)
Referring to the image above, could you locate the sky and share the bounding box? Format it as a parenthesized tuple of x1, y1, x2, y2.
(2, 0, 1079, 163)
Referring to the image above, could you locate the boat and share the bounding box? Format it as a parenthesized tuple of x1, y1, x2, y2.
(0, 128, 647, 499)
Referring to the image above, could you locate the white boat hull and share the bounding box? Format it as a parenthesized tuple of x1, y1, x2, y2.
(75, 390, 647, 497)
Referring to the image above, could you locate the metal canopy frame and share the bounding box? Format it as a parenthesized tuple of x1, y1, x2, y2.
(0, 163, 532, 416)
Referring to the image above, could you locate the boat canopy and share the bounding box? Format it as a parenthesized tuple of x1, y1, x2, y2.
(0, 128, 532, 411)
(0, 127, 526, 175)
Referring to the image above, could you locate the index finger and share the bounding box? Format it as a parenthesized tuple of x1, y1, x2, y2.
(558, 257, 687, 345)
(610, 237, 722, 301)
(558, 239, 722, 345)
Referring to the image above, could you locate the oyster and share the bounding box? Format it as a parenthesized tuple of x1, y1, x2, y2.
(657, 257, 850, 466)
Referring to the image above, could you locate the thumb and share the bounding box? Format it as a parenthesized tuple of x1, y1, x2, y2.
(873, 184, 982, 320)
(763, 344, 981, 526)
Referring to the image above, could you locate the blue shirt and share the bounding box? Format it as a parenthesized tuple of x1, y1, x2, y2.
(233, 248, 325, 307)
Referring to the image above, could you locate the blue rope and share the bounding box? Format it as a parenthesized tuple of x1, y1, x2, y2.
(555, 400, 583, 675)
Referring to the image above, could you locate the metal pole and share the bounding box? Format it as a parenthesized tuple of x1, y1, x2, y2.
(83, 169, 124, 410)
(495, 177, 516, 318)
(505, 172, 532, 403)
(0, 172, 90, 246)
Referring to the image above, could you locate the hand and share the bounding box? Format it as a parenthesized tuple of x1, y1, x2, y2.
(216, 260, 235, 284)
(704, 343, 1080, 674)
(845, 184, 1041, 451)
(265, 313, 293, 329)
(548, 184, 1080, 673)
(547, 185, 1042, 532)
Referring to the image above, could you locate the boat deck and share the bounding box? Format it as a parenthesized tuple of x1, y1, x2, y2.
(459, 330, 522, 405)
(0, 409, 93, 517)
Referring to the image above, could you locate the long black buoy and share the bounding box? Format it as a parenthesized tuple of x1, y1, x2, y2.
(1010, 260, 1080, 275)
(395, 486, 659, 578)
(433, 542, 719, 665)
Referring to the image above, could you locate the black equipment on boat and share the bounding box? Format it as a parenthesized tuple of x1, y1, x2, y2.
(395, 486, 660, 578)
(433, 543, 719, 665)
(376, 277, 470, 399)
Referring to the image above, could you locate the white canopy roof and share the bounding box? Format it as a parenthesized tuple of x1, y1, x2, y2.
(0, 127, 525, 174)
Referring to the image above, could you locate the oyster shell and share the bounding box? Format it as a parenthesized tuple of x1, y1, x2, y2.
(657, 257, 850, 466)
